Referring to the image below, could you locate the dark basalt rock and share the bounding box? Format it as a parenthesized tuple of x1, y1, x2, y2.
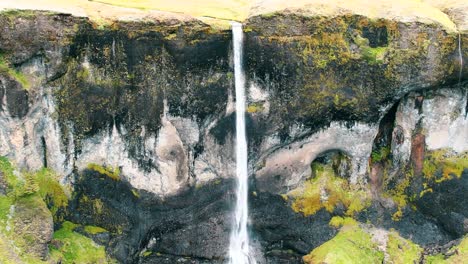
(250, 192, 336, 261)
(67, 170, 235, 263)
(0, 74, 29, 118)
(416, 170, 468, 237)
(67, 169, 341, 263)
(244, 13, 462, 139)
(357, 202, 453, 246)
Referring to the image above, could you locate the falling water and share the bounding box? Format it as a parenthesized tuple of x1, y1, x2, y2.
(229, 22, 254, 264)
(458, 33, 463, 87)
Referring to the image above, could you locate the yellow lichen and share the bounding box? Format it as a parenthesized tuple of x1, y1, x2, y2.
(423, 149, 468, 182)
(87, 163, 121, 181)
(287, 162, 371, 216)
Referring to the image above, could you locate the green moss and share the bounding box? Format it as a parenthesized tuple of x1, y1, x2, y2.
(303, 224, 384, 263)
(49, 221, 115, 264)
(87, 163, 121, 181)
(0, 196, 14, 223)
(362, 46, 387, 64)
(247, 103, 264, 113)
(0, 156, 21, 195)
(0, 55, 30, 89)
(131, 189, 140, 198)
(382, 167, 413, 221)
(76, 67, 90, 80)
(0, 159, 68, 221)
(84, 225, 108, 235)
(329, 216, 358, 228)
(164, 33, 177, 40)
(287, 162, 371, 216)
(34, 169, 69, 220)
(423, 149, 468, 182)
(371, 146, 391, 163)
(0, 157, 115, 263)
(386, 231, 423, 264)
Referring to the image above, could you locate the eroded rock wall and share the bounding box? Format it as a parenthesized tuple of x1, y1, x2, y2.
(0, 7, 466, 264)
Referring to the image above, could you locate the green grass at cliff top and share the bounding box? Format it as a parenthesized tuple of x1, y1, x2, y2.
(0, 0, 459, 32)
(95, 0, 250, 21)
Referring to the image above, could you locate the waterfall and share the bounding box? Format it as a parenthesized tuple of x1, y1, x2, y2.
(229, 22, 254, 264)
(458, 33, 463, 86)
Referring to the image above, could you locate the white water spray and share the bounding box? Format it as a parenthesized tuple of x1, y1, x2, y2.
(229, 22, 254, 264)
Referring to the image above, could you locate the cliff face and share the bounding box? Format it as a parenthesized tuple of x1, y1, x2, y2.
(0, 1, 467, 263)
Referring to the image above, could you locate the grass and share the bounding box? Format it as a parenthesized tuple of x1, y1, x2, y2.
(303, 222, 384, 263)
(386, 231, 423, 264)
(321, 218, 423, 264)
(0, 0, 458, 32)
(0, 157, 114, 263)
(287, 162, 371, 216)
(0, 54, 30, 89)
(35, 169, 69, 218)
(0, 156, 21, 195)
(49, 221, 113, 264)
(249, 0, 457, 32)
(94, 0, 250, 21)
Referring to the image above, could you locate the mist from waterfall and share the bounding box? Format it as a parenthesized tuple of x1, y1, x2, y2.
(229, 22, 254, 264)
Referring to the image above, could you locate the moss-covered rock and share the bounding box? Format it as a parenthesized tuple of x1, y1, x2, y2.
(386, 231, 423, 264)
(305, 217, 425, 263)
(49, 221, 115, 263)
(0, 156, 116, 263)
(244, 12, 461, 137)
(286, 161, 371, 217)
(303, 219, 384, 263)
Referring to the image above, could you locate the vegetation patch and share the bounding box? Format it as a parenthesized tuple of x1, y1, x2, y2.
(371, 146, 391, 163)
(323, 217, 423, 264)
(426, 236, 468, 263)
(287, 162, 371, 216)
(422, 149, 467, 183)
(33, 169, 69, 220)
(303, 222, 384, 263)
(84, 225, 108, 235)
(87, 163, 121, 181)
(0, 54, 30, 89)
(246, 102, 264, 113)
(329, 216, 358, 228)
(49, 221, 114, 263)
(0, 157, 114, 263)
(386, 231, 423, 264)
(354, 34, 388, 64)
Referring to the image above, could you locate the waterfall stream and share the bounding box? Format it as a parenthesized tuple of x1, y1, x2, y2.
(229, 22, 254, 264)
